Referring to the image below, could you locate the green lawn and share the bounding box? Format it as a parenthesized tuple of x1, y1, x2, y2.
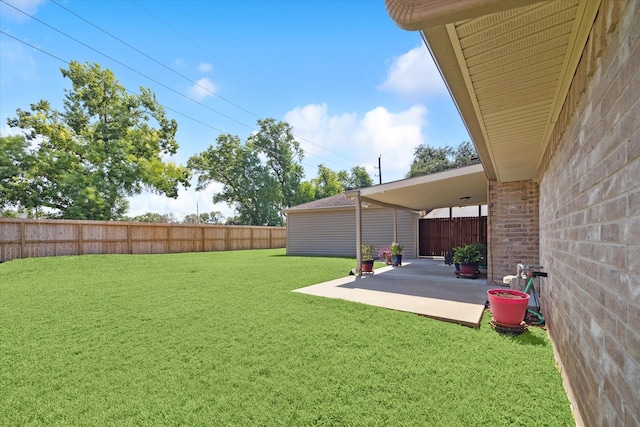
(0, 249, 573, 426)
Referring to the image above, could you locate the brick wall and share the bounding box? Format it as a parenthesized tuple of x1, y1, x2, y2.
(539, 0, 639, 425)
(487, 180, 539, 286)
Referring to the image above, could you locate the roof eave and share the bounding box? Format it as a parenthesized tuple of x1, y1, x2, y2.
(385, 0, 548, 31)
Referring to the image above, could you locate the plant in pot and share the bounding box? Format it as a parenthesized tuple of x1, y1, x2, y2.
(487, 289, 530, 326)
(390, 242, 404, 266)
(471, 242, 487, 273)
(361, 244, 375, 273)
(452, 243, 482, 275)
(377, 245, 392, 265)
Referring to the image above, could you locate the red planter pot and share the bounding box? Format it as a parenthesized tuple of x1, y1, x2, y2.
(487, 289, 530, 325)
(459, 262, 479, 275)
(361, 260, 374, 273)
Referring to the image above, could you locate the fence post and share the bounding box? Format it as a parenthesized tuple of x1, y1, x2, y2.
(127, 224, 132, 254)
(78, 223, 83, 255)
(166, 224, 170, 254)
(20, 221, 25, 259)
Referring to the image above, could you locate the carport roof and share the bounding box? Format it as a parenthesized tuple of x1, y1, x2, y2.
(350, 163, 487, 212)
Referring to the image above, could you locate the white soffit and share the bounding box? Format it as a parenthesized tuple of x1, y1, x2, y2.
(358, 163, 487, 212)
(387, 0, 600, 182)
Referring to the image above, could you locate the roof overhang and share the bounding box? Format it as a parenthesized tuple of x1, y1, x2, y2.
(385, 0, 600, 182)
(349, 163, 487, 212)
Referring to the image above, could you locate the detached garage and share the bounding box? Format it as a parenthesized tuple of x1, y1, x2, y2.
(283, 193, 418, 259)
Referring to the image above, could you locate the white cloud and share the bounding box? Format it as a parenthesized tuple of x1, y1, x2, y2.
(127, 181, 235, 221)
(0, 0, 46, 22)
(198, 62, 213, 73)
(174, 58, 186, 68)
(378, 45, 448, 100)
(187, 77, 216, 101)
(0, 124, 24, 137)
(285, 103, 427, 182)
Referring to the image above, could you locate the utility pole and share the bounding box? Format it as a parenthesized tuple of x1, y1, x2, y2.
(374, 155, 382, 185)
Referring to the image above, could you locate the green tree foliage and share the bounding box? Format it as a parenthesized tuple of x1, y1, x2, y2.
(183, 211, 224, 224)
(296, 164, 374, 204)
(312, 164, 345, 200)
(0, 209, 20, 218)
(0, 135, 37, 211)
(345, 165, 374, 189)
(407, 141, 478, 178)
(3, 61, 190, 220)
(188, 119, 304, 226)
(124, 212, 178, 223)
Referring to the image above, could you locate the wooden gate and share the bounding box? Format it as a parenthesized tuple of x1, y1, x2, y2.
(419, 217, 487, 256)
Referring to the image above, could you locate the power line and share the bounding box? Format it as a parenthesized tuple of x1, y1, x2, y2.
(0, 1, 361, 171)
(0, 31, 340, 173)
(49, 0, 260, 121)
(129, 0, 224, 66)
(1, 0, 255, 131)
(102, 0, 362, 166)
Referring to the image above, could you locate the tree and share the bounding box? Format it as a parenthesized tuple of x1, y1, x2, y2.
(294, 164, 374, 204)
(312, 164, 344, 200)
(452, 141, 478, 168)
(183, 211, 224, 224)
(407, 141, 478, 178)
(248, 118, 305, 209)
(0, 135, 38, 212)
(126, 212, 178, 223)
(3, 61, 190, 220)
(188, 119, 304, 226)
(345, 165, 374, 189)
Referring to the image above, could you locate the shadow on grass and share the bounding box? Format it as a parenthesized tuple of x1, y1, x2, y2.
(507, 330, 548, 346)
(269, 254, 354, 260)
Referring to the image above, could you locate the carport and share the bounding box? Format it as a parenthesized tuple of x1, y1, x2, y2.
(294, 164, 490, 327)
(346, 163, 488, 274)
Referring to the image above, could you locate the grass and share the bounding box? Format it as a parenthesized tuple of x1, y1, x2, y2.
(0, 249, 574, 426)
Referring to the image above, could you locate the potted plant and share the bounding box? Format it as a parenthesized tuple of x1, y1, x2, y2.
(487, 289, 530, 325)
(390, 242, 403, 266)
(377, 245, 392, 265)
(452, 243, 482, 275)
(361, 244, 375, 273)
(471, 242, 487, 273)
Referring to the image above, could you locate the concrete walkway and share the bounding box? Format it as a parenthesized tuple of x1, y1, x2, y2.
(293, 258, 490, 328)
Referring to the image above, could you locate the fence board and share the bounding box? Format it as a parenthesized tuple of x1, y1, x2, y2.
(0, 219, 286, 262)
(419, 217, 487, 256)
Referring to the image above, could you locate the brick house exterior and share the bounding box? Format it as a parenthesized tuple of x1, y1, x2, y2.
(539, 1, 639, 424)
(384, 0, 639, 425)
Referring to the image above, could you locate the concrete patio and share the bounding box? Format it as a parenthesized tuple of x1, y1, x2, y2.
(293, 258, 491, 328)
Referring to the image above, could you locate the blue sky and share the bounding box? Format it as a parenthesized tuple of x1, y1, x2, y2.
(1, 0, 470, 219)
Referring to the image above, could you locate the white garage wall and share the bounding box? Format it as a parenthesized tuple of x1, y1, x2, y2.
(286, 207, 417, 258)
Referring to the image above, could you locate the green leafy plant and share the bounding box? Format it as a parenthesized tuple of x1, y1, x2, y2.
(391, 242, 404, 256)
(452, 243, 482, 264)
(470, 242, 487, 267)
(361, 244, 375, 261)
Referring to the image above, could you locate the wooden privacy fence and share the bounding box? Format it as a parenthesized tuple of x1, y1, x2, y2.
(0, 219, 286, 262)
(419, 216, 487, 256)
